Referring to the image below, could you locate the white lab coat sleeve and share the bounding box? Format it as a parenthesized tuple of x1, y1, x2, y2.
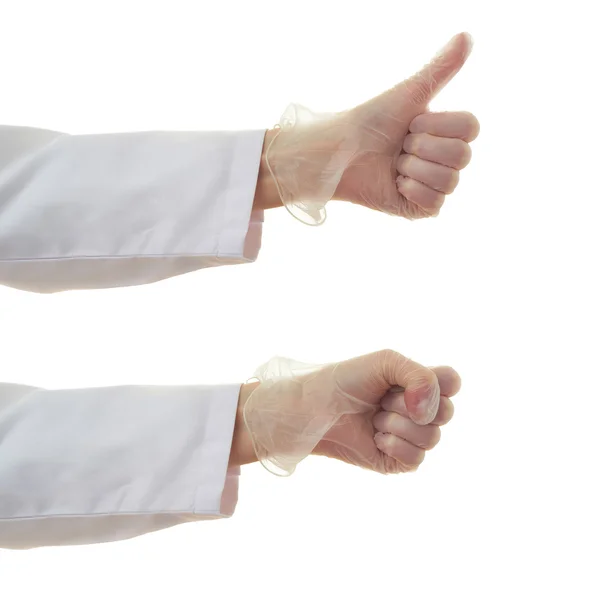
(0, 125, 266, 293)
(0, 381, 241, 549)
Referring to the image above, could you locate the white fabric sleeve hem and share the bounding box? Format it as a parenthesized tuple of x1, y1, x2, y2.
(0, 126, 267, 293)
(216, 130, 265, 263)
(0, 382, 241, 549)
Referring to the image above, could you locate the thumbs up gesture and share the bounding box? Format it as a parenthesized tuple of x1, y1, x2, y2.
(265, 32, 480, 224)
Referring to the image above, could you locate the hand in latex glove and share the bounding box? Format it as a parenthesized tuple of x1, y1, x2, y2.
(265, 32, 480, 224)
(241, 350, 461, 476)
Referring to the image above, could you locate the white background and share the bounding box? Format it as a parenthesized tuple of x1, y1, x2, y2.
(1, 0, 599, 598)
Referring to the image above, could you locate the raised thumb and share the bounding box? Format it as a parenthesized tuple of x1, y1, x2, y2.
(396, 32, 473, 107)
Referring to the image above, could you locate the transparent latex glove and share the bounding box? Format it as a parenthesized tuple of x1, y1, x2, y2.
(265, 32, 479, 225)
(243, 350, 461, 476)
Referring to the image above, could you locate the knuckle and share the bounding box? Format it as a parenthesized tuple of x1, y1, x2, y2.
(376, 348, 408, 370)
(415, 368, 438, 390)
(408, 79, 431, 106)
(378, 348, 400, 363)
(375, 349, 407, 381)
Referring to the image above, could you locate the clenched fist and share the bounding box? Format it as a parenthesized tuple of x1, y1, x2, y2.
(231, 350, 461, 476)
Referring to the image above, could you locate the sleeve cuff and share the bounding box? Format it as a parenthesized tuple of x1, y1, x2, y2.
(216, 130, 266, 263)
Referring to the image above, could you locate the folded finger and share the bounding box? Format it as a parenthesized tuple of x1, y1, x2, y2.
(409, 111, 480, 142)
(403, 133, 472, 169)
(396, 176, 445, 216)
(373, 411, 441, 450)
(374, 433, 426, 471)
(397, 154, 459, 194)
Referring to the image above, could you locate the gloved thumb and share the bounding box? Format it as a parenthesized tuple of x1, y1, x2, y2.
(375, 352, 441, 425)
(404, 32, 473, 106)
(370, 32, 473, 114)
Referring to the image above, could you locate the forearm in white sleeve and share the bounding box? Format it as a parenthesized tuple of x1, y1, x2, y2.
(0, 381, 241, 549)
(0, 125, 266, 293)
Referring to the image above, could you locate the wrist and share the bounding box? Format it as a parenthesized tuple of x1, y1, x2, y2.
(253, 129, 282, 211)
(228, 381, 261, 468)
